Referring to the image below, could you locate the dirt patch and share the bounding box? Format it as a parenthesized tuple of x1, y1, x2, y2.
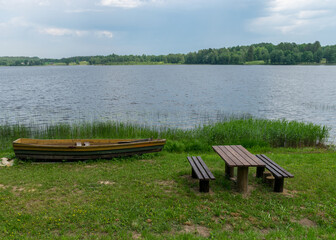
(248, 216, 259, 225)
(156, 180, 178, 194)
(139, 159, 155, 164)
(84, 165, 98, 168)
(239, 183, 257, 198)
(25, 199, 44, 213)
(46, 187, 59, 193)
(12, 186, 26, 192)
(259, 228, 271, 235)
(212, 215, 225, 224)
(230, 212, 241, 218)
(298, 218, 317, 227)
(11, 186, 37, 196)
(132, 232, 141, 239)
(282, 189, 298, 198)
(182, 224, 210, 238)
(156, 180, 176, 186)
(224, 223, 233, 231)
(98, 181, 115, 185)
(0, 184, 7, 189)
(180, 175, 192, 180)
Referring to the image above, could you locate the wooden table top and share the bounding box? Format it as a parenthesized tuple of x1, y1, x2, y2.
(212, 145, 265, 167)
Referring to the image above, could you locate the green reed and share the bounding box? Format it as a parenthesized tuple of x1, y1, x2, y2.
(0, 118, 330, 152)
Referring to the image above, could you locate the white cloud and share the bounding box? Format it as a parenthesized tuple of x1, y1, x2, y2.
(40, 27, 88, 37)
(249, 0, 336, 35)
(96, 30, 113, 38)
(1, 15, 114, 39)
(100, 0, 145, 8)
(0, 17, 31, 29)
(40, 27, 114, 39)
(65, 8, 104, 13)
(36, 0, 50, 6)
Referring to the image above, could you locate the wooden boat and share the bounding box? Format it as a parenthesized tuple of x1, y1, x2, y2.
(13, 138, 166, 160)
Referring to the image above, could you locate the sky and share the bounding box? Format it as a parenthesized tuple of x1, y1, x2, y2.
(1, 0, 336, 58)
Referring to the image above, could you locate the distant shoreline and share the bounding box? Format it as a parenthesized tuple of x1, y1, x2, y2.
(1, 41, 336, 66)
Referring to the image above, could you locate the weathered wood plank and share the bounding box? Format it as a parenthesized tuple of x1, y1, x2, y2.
(235, 145, 265, 166)
(260, 154, 294, 178)
(192, 156, 210, 180)
(212, 146, 237, 167)
(197, 156, 215, 180)
(187, 157, 204, 180)
(237, 167, 249, 193)
(225, 145, 252, 166)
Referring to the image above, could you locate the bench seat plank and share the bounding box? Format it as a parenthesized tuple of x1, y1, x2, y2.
(255, 154, 294, 193)
(260, 154, 294, 178)
(187, 157, 204, 180)
(257, 155, 293, 178)
(192, 156, 210, 180)
(197, 156, 215, 180)
(187, 156, 215, 192)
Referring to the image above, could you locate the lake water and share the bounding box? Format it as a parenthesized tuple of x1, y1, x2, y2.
(1, 65, 335, 142)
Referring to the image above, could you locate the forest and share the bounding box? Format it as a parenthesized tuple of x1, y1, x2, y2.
(1, 41, 336, 66)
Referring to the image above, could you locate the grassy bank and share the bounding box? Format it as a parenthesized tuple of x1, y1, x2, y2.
(0, 118, 334, 239)
(0, 149, 335, 239)
(0, 118, 329, 155)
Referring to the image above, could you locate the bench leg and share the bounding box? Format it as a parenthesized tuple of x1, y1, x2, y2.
(199, 180, 209, 192)
(225, 164, 234, 179)
(256, 167, 265, 178)
(192, 168, 197, 179)
(274, 178, 284, 192)
(237, 167, 249, 193)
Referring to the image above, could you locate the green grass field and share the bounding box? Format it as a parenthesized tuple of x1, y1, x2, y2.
(0, 148, 335, 239)
(0, 119, 334, 239)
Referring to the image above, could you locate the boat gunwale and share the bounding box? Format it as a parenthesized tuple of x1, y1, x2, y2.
(13, 138, 166, 150)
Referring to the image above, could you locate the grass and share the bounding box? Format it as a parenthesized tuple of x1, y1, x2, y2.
(0, 148, 335, 239)
(0, 118, 329, 154)
(244, 61, 266, 65)
(0, 118, 334, 239)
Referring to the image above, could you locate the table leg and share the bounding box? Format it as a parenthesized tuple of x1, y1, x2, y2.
(237, 167, 249, 193)
(256, 167, 265, 178)
(225, 164, 234, 179)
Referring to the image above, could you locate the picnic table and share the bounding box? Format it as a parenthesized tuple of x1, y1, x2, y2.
(212, 145, 265, 193)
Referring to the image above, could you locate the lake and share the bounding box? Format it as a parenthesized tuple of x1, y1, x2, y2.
(1, 65, 335, 142)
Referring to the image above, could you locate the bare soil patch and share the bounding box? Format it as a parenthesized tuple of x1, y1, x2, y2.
(182, 224, 210, 238)
(156, 180, 177, 193)
(282, 189, 298, 198)
(98, 181, 115, 185)
(132, 231, 141, 239)
(298, 218, 317, 227)
(139, 159, 155, 164)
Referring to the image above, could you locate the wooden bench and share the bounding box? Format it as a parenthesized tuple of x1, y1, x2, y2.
(255, 154, 294, 192)
(187, 156, 215, 192)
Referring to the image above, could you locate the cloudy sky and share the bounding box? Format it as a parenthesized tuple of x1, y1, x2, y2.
(1, 0, 336, 58)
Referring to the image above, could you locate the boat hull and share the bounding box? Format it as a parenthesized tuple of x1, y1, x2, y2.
(13, 138, 166, 160)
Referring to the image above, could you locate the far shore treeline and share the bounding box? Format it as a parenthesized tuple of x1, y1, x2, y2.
(1, 41, 336, 66)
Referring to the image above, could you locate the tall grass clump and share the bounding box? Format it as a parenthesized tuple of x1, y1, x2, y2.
(0, 118, 330, 153)
(197, 118, 329, 149)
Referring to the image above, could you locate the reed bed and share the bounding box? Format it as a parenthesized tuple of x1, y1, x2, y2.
(0, 118, 329, 152)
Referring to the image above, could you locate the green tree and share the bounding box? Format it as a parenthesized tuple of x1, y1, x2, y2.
(247, 46, 255, 61)
(270, 50, 284, 64)
(302, 51, 314, 63)
(314, 49, 323, 63)
(260, 48, 270, 63)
